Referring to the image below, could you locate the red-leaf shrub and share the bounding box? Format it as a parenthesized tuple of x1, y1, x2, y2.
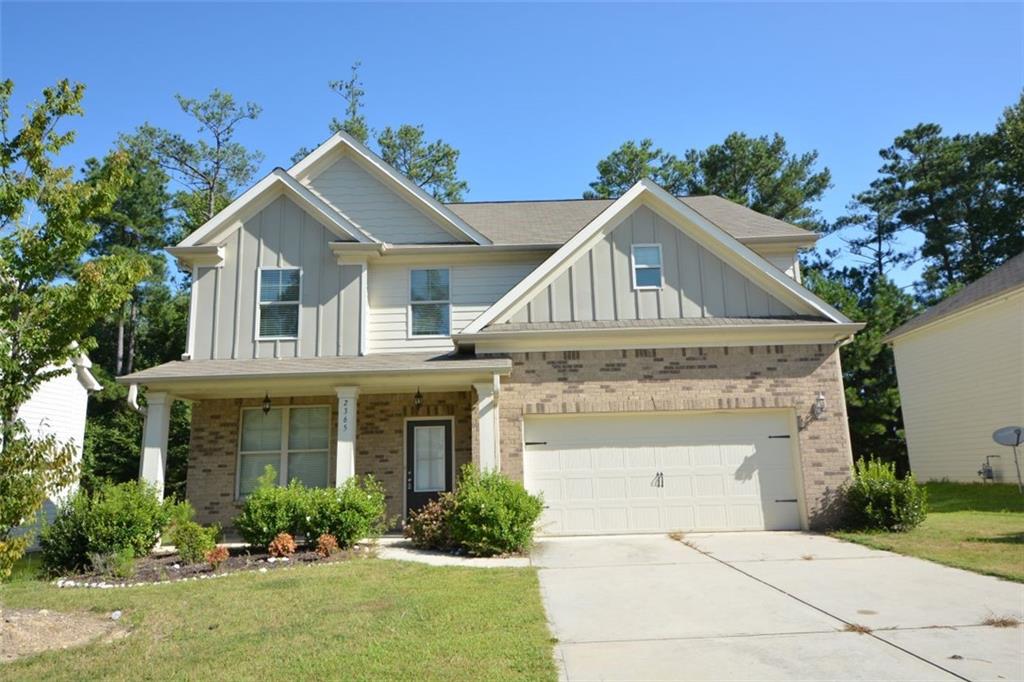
(205, 545, 229, 569)
(268, 532, 296, 557)
(315, 533, 339, 558)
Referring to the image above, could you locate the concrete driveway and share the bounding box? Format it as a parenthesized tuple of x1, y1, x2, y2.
(532, 533, 1023, 681)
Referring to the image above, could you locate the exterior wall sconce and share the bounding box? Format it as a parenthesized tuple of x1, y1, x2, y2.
(262, 392, 272, 415)
(811, 392, 827, 419)
(413, 388, 424, 412)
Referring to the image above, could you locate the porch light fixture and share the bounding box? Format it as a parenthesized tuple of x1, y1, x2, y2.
(811, 392, 827, 420)
(413, 387, 424, 412)
(262, 392, 272, 415)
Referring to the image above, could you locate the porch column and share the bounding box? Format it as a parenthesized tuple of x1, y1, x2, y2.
(473, 376, 501, 472)
(138, 392, 171, 500)
(335, 386, 359, 486)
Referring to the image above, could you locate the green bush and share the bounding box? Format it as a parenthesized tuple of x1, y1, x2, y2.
(234, 468, 305, 548)
(449, 466, 543, 556)
(40, 481, 168, 573)
(88, 547, 136, 579)
(843, 458, 928, 531)
(165, 500, 219, 565)
(302, 476, 387, 547)
(404, 493, 456, 551)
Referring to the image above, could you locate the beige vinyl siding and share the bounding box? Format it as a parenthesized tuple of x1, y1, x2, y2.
(190, 195, 363, 360)
(304, 155, 458, 244)
(506, 205, 797, 325)
(893, 290, 1024, 482)
(368, 260, 545, 353)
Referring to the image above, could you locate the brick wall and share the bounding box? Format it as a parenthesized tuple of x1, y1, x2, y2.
(187, 391, 472, 528)
(489, 345, 853, 529)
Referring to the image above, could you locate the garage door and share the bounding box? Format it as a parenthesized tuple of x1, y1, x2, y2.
(523, 411, 802, 535)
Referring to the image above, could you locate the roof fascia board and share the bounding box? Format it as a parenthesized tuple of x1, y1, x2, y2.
(462, 179, 851, 334)
(459, 322, 863, 354)
(289, 131, 493, 246)
(178, 169, 372, 247)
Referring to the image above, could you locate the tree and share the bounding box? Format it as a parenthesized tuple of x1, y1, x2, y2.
(827, 175, 911, 280)
(294, 63, 468, 201)
(583, 139, 692, 199)
(585, 132, 832, 230)
(83, 143, 172, 376)
(804, 264, 918, 470)
(0, 79, 147, 577)
(130, 90, 263, 237)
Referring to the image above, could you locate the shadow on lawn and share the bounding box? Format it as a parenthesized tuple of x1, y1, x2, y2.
(966, 532, 1024, 545)
(924, 482, 1024, 514)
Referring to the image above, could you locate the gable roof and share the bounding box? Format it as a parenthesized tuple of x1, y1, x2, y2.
(289, 131, 492, 245)
(446, 195, 818, 246)
(886, 251, 1024, 341)
(178, 168, 371, 247)
(460, 179, 851, 335)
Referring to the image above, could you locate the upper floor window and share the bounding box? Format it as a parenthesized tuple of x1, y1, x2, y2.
(238, 405, 330, 497)
(410, 268, 450, 336)
(631, 244, 663, 290)
(259, 268, 300, 339)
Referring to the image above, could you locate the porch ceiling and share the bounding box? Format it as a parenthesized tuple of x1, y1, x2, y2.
(116, 352, 511, 400)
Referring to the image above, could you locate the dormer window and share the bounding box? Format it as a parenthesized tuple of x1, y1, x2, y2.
(258, 268, 300, 339)
(409, 268, 451, 337)
(631, 244, 663, 290)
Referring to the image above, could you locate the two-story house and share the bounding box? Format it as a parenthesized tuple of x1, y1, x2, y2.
(120, 132, 861, 534)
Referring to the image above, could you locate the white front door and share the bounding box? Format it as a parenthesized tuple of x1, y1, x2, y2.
(523, 411, 802, 535)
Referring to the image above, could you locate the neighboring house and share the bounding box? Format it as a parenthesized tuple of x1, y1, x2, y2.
(16, 354, 101, 531)
(119, 132, 861, 535)
(887, 252, 1024, 483)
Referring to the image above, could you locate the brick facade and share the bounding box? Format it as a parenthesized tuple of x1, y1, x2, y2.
(187, 392, 472, 528)
(488, 344, 853, 529)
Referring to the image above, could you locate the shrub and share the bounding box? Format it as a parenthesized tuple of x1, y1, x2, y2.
(315, 533, 339, 558)
(404, 493, 456, 551)
(88, 547, 135, 579)
(170, 520, 219, 565)
(268, 532, 297, 557)
(449, 466, 543, 556)
(40, 481, 168, 573)
(302, 477, 387, 547)
(234, 467, 305, 548)
(843, 458, 928, 531)
(205, 545, 229, 570)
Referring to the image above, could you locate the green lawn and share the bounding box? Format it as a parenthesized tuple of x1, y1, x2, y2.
(0, 558, 556, 680)
(835, 482, 1024, 582)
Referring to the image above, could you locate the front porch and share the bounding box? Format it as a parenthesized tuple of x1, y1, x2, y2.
(121, 353, 509, 529)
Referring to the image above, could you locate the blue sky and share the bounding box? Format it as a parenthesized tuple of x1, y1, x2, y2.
(2, 2, 1022, 287)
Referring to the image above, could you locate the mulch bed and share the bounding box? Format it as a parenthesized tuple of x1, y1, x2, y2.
(55, 544, 373, 588)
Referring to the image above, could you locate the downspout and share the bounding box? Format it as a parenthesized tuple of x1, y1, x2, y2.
(127, 384, 147, 417)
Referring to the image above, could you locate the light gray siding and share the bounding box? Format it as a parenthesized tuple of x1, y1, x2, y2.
(507, 205, 796, 324)
(190, 195, 363, 360)
(305, 156, 459, 244)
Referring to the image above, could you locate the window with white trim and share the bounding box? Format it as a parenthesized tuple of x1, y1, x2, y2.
(238, 405, 329, 497)
(258, 268, 300, 338)
(409, 268, 450, 336)
(631, 244, 663, 290)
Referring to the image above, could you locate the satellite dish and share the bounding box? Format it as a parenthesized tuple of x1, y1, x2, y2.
(993, 426, 1024, 447)
(992, 426, 1024, 494)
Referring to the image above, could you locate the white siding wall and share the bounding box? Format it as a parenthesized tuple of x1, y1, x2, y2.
(305, 156, 458, 244)
(893, 290, 1024, 482)
(368, 259, 545, 353)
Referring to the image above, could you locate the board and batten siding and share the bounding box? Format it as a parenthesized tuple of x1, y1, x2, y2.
(506, 205, 797, 325)
(191, 194, 363, 360)
(304, 155, 459, 244)
(368, 259, 546, 353)
(893, 289, 1024, 483)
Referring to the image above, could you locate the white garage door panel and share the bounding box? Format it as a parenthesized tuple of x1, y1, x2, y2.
(524, 412, 801, 535)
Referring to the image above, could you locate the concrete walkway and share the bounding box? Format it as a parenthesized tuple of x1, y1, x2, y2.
(532, 533, 1024, 681)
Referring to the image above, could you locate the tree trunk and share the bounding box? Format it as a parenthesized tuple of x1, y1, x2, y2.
(115, 303, 126, 376)
(124, 294, 138, 376)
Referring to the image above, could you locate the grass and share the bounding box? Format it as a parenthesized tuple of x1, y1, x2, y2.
(0, 558, 556, 680)
(835, 482, 1024, 582)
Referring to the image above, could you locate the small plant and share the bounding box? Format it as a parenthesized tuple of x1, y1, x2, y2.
(268, 532, 297, 557)
(89, 547, 135, 579)
(842, 458, 927, 532)
(843, 623, 872, 634)
(449, 466, 544, 557)
(405, 493, 457, 551)
(205, 545, 229, 570)
(981, 615, 1021, 628)
(315, 533, 339, 558)
(170, 520, 219, 565)
(302, 477, 388, 547)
